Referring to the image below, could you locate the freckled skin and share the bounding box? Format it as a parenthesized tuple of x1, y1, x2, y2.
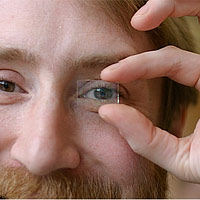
(0, 0, 163, 196)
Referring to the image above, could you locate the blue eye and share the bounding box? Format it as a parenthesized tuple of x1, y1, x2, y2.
(84, 87, 117, 100)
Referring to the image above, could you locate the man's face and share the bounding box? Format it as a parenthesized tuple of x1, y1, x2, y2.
(0, 0, 166, 198)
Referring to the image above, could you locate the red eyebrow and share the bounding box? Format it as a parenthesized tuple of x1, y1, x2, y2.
(0, 47, 39, 65)
(0, 46, 135, 71)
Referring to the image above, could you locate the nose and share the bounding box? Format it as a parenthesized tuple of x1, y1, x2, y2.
(10, 93, 80, 175)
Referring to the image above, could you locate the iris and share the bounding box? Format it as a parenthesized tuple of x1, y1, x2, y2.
(94, 87, 114, 100)
(0, 81, 15, 92)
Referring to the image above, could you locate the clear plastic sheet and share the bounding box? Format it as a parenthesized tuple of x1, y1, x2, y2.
(77, 80, 119, 112)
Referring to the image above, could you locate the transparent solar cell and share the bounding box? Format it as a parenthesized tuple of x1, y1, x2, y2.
(77, 80, 119, 112)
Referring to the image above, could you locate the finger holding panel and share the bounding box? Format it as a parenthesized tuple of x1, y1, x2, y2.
(101, 46, 200, 91)
(132, 0, 200, 31)
(131, 0, 175, 31)
(99, 104, 199, 182)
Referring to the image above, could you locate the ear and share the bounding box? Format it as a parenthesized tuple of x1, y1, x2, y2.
(169, 107, 187, 138)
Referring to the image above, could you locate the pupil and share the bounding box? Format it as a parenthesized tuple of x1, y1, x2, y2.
(94, 88, 113, 99)
(0, 81, 15, 92)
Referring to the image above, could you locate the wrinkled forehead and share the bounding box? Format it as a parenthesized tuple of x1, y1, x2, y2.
(0, 0, 152, 63)
(0, 0, 83, 21)
(0, 0, 125, 37)
(0, 0, 94, 41)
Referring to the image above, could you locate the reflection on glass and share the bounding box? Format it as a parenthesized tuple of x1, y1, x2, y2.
(77, 80, 119, 112)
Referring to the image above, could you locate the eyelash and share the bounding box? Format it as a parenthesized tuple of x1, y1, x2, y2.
(78, 81, 126, 99)
(0, 78, 129, 104)
(0, 76, 24, 93)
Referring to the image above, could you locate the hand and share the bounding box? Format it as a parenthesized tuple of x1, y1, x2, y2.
(131, 0, 200, 31)
(99, 46, 200, 183)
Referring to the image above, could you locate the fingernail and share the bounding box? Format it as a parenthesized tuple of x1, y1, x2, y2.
(102, 63, 119, 74)
(134, 4, 149, 17)
(99, 110, 116, 127)
(98, 107, 107, 119)
(98, 106, 112, 124)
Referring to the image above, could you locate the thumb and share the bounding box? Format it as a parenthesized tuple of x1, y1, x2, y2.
(99, 104, 193, 181)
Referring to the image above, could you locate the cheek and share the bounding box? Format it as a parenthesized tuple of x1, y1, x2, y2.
(74, 109, 143, 184)
(0, 106, 22, 162)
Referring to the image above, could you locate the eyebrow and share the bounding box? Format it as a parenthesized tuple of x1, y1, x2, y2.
(0, 46, 132, 71)
(0, 47, 39, 65)
(70, 53, 131, 71)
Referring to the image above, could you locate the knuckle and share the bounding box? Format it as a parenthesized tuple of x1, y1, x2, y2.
(146, 123, 157, 147)
(194, 74, 200, 91)
(119, 56, 133, 67)
(162, 45, 179, 52)
(161, 45, 182, 71)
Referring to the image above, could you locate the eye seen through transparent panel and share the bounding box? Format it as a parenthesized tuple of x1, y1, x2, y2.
(77, 80, 119, 112)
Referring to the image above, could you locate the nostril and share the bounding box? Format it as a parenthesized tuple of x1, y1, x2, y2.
(6, 159, 23, 168)
(11, 136, 81, 175)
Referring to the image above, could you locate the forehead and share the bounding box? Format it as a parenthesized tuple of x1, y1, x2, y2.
(0, 0, 151, 63)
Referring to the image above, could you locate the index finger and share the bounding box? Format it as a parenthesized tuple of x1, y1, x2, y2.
(132, 0, 200, 31)
(101, 46, 200, 91)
